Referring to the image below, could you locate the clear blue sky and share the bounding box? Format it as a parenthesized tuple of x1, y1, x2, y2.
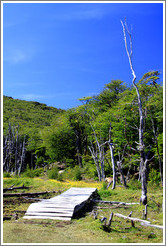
(3, 2, 163, 110)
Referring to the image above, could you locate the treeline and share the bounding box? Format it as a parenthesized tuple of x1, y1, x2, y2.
(3, 71, 163, 185)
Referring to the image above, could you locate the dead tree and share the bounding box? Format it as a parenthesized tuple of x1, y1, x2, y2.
(88, 123, 105, 181)
(88, 143, 102, 182)
(108, 123, 116, 189)
(3, 123, 26, 175)
(121, 19, 153, 204)
(96, 122, 116, 187)
(117, 145, 127, 188)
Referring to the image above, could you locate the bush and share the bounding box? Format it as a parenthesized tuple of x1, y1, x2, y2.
(73, 166, 82, 181)
(3, 172, 11, 178)
(82, 161, 98, 180)
(98, 182, 112, 198)
(22, 167, 44, 178)
(59, 166, 82, 181)
(47, 167, 59, 179)
(148, 168, 161, 185)
(128, 179, 141, 190)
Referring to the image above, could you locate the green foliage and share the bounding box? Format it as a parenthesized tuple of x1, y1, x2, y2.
(41, 114, 76, 162)
(148, 168, 161, 185)
(3, 96, 64, 136)
(82, 158, 99, 180)
(3, 172, 11, 178)
(21, 167, 44, 178)
(127, 179, 142, 190)
(72, 166, 82, 181)
(61, 166, 83, 181)
(98, 182, 112, 198)
(47, 167, 59, 180)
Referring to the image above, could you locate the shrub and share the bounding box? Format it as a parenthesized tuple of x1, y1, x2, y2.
(21, 168, 35, 178)
(72, 166, 82, 181)
(83, 161, 98, 180)
(101, 181, 108, 190)
(47, 167, 59, 179)
(3, 172, 11, 178)
(148, 168, 161, 185)
(21, 167, 44, 178)
(59, 166, 82, 181)
(98, 181, 112, 198)
(128, 179, 141, 190)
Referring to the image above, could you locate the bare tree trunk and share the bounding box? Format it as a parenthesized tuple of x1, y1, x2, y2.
(117, 146, 127, 188)
(108, 123, 116, 189)
(117, 161, 127, 188)
(100, 145, 105, 181)
(121, 20, 147, 204)
(3, 123, 27, 175)
(88, 144, 102, 182)
(89, 123, 105, 181)
(75, 130, 83, 168)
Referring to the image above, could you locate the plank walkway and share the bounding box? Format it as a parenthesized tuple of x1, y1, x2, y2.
(23, 187, 97, 221)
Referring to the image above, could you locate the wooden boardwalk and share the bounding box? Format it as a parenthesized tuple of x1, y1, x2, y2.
(23, 187, 97, 221)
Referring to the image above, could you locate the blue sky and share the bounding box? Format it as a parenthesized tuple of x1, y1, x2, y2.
(3, 1, 163, 110)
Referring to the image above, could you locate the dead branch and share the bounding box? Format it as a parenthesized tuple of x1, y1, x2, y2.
(3, 185, 30, 192)
(95, 205, 131, 209)
(22, 197, 44, 202)
(140, 222, 163, 229)
(114, 212, 151, 224)
(92, 199, 139, 205)
(3, 216, 12, 221)
(3, 190, 60, 197)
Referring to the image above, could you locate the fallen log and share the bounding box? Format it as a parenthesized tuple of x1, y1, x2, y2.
(95, 205, 131, 209)
(3, 185, 30, 192)
(141, 222, 163, 229)
(22, 197, 44, 201)
(3, 190, 60, 197)
(92, 199, 139, 205)
(114, 213, 151, 224)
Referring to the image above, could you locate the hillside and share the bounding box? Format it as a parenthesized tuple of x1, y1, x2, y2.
(3, 96, 64, 135)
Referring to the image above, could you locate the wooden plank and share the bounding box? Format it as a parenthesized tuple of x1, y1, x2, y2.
(23, 215, 71, 221)
(26, 207, 74, 213)
(24, 187, 97, 221)
(27, 203, 75, 209)
(25, 210, 73, 216)
(25, 212, 73, 217)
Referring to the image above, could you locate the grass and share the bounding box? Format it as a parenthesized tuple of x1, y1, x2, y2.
(3, 177, 164, 244)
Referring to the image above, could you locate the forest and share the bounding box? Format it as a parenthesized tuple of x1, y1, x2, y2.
(3, 70, 163, 188)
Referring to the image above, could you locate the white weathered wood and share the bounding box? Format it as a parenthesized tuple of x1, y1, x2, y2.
(23, 215, 71, 221)
(26, 207, 73, 214)
(25, 212, 73, 217)
(114, 213, 151, 224)
(141, 222, 163, 229)
(27, 206, 74, 213)
(24, 187, 97, 221)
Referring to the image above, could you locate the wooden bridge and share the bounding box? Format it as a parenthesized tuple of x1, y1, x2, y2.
(23, 187, 97, 221)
